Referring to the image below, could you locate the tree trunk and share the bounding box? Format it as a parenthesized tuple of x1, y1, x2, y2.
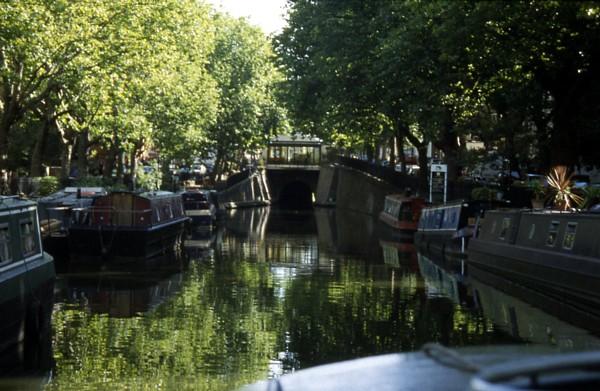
(389, 135, 396, 166)
(130, 149, 138, 191)
(0, 102, 20, 172)
(395, 131, 406, 174)
(30, 120, 50, 177)
(116, 149, 125, 183)
(402, 122, 429, 197)
(75, 129, 89, 177)
(59, 142, 73, 184)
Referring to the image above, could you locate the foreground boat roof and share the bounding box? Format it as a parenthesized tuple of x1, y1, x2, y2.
(0, 195, 36, 211)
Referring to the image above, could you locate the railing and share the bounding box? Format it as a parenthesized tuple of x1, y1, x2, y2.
(226, 169, 253, 188)
(335, 156, 420, 191)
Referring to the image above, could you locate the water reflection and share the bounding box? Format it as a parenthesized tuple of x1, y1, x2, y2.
(56, 256, 187, 317)
(0, 264, 54, 388)
(42, 207, 600, 390)
(470, 266, 600, 350)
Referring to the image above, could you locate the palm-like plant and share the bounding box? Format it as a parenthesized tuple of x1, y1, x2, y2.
(546, 166, 583, 211)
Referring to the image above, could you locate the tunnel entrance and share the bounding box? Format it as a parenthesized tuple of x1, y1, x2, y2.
(278, 181, 313, 210)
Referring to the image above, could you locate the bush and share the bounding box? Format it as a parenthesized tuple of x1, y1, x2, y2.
(38, 176, 60, 196)
(471, 186, 496, 201)
(73, 175, 105, 187)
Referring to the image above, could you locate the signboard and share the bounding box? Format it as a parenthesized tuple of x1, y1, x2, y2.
(429, 163, 447, 204)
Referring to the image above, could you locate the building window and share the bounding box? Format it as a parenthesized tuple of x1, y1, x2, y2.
(562, 222, 577, 250)
(0, 224, 11, 264)
(20, 220, 39, 257)
(545, 221, 560, 247)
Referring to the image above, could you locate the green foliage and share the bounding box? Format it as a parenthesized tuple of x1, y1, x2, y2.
(528, 180, 547, 200)
(38, 176, 60, 196)
(135, 161, 162, 191)
(581, 186, 600, 209)
(471, 187, 496, 201)
(0, 0, 287, 184)
(275, 0, 600, 174)
(73, 176, 105, 187)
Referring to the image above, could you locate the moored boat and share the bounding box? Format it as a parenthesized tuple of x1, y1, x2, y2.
(414, 200, 506, 259)
(378, 194, 425, 234)
(0, 196, 55, 373)
(180, 189, 216, 228)
(469, 209, 600, 311)
(38, 186, 106, 256)
(68, 191, 188, 260)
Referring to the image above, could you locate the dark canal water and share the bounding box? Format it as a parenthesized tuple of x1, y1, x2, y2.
(10, 208, 600, 390)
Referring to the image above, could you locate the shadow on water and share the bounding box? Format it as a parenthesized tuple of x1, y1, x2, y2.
(277, 181, 314, 210)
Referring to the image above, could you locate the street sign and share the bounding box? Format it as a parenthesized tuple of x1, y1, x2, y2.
(429, 163, 447, 203)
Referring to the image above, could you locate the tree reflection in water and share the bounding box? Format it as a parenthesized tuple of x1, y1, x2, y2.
(48, 208, 520, 390)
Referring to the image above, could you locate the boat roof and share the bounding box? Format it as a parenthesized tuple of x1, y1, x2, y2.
(386, 194, 425, 203)
(39, 187, 107, 202)
(0, 195, 36, 211)
(139, 191, 177, 199)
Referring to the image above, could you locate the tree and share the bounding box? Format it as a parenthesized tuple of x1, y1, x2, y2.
(208, 15, 287, 180)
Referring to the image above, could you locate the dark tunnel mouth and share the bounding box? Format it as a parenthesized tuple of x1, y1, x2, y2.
(278, 181, 313, 210)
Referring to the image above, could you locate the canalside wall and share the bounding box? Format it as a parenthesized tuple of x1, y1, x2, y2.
(322, 165, 404, 216)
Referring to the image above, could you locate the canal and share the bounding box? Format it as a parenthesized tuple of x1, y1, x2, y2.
(33, 208, 600, 389)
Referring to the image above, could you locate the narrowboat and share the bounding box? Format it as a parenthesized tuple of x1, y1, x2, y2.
(0, 196, 54, 374)
(414, 200, 507, 259)
(180, 189, 216, 228)
(378, 194, 425, 235)
(469, 209, 600, 311)
(38, 186, 106, 256)
(68, 191, 188, 260)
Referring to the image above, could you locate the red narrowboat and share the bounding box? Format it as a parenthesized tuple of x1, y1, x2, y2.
(379, 195, 426, 232)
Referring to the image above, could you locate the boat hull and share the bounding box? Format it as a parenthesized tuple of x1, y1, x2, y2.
(469, 237, 600, 311)
(69, 218, 187, 260)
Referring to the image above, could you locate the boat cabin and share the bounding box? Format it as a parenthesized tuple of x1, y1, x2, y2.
(0, 197, 55, 367)
(74, 191, 185, 228)
(476, 209, 600, 257)
(69, 192, 188, 259)
(415, 199, 509, 258)
(181, 190, 216, 226)
(379, 195, 425, 232)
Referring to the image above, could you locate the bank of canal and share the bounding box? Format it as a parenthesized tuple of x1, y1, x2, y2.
(43, 208, 600, 390)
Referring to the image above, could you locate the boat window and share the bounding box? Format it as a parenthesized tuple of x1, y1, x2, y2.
(499, 218, 511, 240)
(20, 220, 39, 257)
(165, 204, 173, 219)
(155, 207, 161, 222)
(545, 221, 560, 247)
(528, 224, 536, 240)
(0, 224, 11, 265)
(562, 222, 577, 250)
(400, 205, 413, 221)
